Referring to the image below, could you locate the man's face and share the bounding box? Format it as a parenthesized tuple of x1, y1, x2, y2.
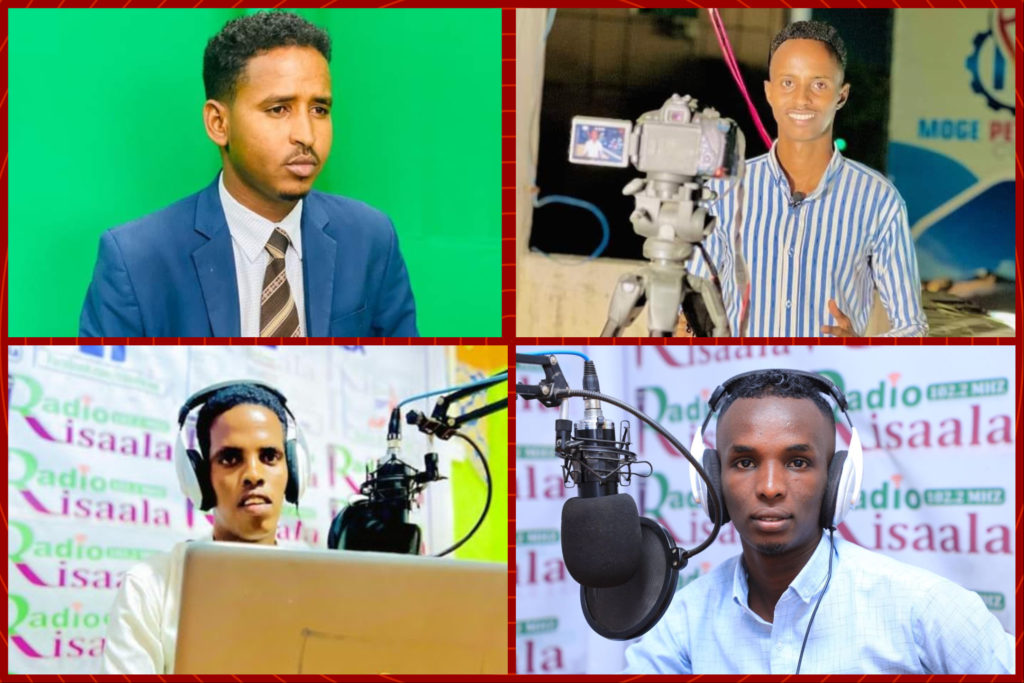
(208, 403, 289, 545)
(717, 396, 834, 557)
(764, 39, 849, 145)
(221, 45, 333, 206)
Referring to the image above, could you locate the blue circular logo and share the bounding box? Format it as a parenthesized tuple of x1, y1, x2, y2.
(965, 10, 1015, 114)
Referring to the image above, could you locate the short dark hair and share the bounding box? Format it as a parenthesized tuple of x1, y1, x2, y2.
(768, 20, 847, 77)
(717, 369, 836, 428)
(203, 10, 332, 102)
(196, 384, 289, 459)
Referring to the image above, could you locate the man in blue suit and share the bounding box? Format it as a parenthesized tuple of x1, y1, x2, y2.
(80, 11, 417, 337)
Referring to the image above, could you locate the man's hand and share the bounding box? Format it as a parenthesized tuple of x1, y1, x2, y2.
(821, 299, 860, 337)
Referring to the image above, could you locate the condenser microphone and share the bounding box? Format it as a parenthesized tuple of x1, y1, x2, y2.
(790, 191, 806, 207)
(554, 360, 678, 640)
(326, 453, 432, 554)
(327, 408, 441, 554)
(559, 361, 642, 587)
(517, 352, 721, 642)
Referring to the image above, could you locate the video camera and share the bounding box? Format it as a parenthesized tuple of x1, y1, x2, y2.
(568, 94, 742, 179)
(564, 94, 745, 337)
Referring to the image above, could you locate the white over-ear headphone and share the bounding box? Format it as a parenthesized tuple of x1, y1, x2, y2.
(687, 369, 863, 529)
(174, 380, 311, 511)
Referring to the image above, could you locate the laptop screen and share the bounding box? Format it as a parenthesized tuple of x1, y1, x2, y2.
(173, 542, 506, 674)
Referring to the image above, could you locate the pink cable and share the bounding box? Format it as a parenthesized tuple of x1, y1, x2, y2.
(709, 9, 761, 336)
(709, 10, 744, 83)
(739, 282, 751, 336)
(708, 9, 773, 150)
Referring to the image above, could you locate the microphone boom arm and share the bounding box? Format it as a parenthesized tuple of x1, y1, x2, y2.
(406, 371, 508, 440)
(515, 353, 571, 407)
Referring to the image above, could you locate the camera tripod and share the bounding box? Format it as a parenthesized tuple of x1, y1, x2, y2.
(600, 172, 731, 337)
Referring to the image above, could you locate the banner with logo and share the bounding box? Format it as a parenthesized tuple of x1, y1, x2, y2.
(887, 9, 1015, 285)
(515, 345, 1015, 674)
(7, 345, 506, 675)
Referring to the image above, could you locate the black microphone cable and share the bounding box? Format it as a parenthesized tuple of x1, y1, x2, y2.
(432, 430, 492, 558)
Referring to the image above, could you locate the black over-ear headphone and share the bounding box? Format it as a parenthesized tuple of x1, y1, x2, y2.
(174, 380, 310, 511)
(689, 369, 863, 530)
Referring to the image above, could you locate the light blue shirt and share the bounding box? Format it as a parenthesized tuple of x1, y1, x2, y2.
(691, 142, 927, 337)
(625, 533, 1014, 674)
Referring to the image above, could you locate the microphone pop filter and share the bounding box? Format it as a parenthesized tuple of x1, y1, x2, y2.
(329, 500, 421, 554)
(581, 517, 679, 640)
(561, 493, 641, 588)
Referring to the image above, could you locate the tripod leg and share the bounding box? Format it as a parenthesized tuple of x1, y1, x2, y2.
(601, 273, 646, 337)
(646, 261, 687, 336)
(683, 274, 732, 337)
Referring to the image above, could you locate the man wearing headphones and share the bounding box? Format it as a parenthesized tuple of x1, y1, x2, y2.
(102, 383, 305, 674)
(625, 370, 1013, 674)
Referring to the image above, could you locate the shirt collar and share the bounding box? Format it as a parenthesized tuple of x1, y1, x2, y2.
(765, 140, 845, 202)
(218, 171, 304, 263)
(732, 531, 837, 611)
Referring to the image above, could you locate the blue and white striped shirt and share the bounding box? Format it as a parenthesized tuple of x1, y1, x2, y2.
(624, 533, 1014, 674)
(691, 142, 927, 337)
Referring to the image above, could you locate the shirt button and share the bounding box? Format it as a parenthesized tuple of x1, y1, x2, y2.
(786, 300, 792, 308)
(788, 248, 794, 256)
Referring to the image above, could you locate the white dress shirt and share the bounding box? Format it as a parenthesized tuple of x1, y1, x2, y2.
(218, 172, 306, 336)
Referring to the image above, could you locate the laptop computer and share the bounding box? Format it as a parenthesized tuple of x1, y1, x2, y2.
(173, 542, 506, 674)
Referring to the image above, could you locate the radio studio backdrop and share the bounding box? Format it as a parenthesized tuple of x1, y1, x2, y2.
(7, 345, 507, 675)
(887, 8, 1015, 288)
(8, 8, 500, 337)
(515, 345, 1015, 674)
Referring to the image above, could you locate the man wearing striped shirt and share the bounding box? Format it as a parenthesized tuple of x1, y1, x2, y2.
(690, 21, 927, 337)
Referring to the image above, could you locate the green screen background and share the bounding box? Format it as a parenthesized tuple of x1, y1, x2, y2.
(9, 8, 500, 337)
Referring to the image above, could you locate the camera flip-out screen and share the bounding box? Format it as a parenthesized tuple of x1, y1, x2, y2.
(569, 117, 632, 168)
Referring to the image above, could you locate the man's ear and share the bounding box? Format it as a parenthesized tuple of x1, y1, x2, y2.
(836, 82, 851, 110)
(203, 99, 230, 149)
(763, 79, 772, 107)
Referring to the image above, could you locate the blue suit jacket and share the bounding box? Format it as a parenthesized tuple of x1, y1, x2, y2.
(80, 176, 417, 337)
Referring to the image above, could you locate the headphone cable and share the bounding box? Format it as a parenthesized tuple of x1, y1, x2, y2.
(795, 528, 836, 674)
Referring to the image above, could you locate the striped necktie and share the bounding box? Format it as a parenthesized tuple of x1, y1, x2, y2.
(260, 227, 301, 337)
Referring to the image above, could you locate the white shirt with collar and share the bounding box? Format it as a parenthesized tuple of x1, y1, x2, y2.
(218, 172, 306, 336)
